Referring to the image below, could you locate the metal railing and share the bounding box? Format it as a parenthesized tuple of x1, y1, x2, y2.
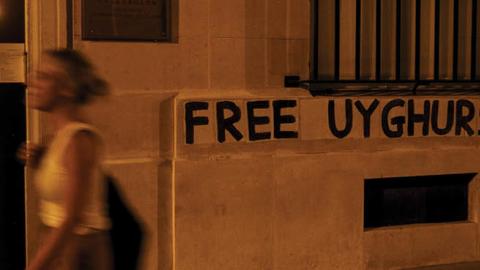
(287, 0, 480, 96)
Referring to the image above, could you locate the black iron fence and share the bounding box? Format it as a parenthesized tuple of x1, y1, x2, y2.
(287, 0, 480, 95)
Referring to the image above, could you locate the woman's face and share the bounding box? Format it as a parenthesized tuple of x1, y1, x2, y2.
(28, 56, 72, 111)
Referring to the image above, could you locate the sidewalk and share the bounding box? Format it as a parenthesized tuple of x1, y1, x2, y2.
(405, 262, 480, 270)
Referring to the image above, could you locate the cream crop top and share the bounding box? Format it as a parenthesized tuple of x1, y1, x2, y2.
(34, 122, 111, 235)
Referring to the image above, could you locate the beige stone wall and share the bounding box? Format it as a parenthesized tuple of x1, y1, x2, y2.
(26, 0, 480, 269)
(74, 0, 309, 92)
(172, 92, 480, 269)
(26, 0, 309, 269)
(78, 0, 309, 268)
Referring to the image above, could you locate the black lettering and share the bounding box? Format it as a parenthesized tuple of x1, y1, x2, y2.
(216, 101, 243, 143)
(455, 99, 475, 136)
(382, 99, 405, 138)
(407, 99, 431, 136)
(185, 102, 209, 144)
(328, 99, 353, 139)
(431, 100, 454, 135)
(273, 100, 298, 139)
(247, 101, 271, 141)
(354, 99, 380, 138)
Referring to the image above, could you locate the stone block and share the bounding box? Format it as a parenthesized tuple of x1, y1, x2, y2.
(159, 97, 176, 159)
(287, 0, 309, 39)
(339, 0, 357, 79)
(81, 35, 209, 91)
(87, 94, 173, 159)
(409, 98, 433, 138)
(468, 174, 480, 223)
(377, 97, 408, 139)
(213, 99, 248, 143)
(267, 39, 288, 87)
(364, 228, 413, 270)
(210, 0, 245, 38)
(174, 158, 275, 270)
(245, 38, 267, 89)
(272, 98, 299, 141)
(245, 0, 267, 38)
(355, 97, 383, 139)
(105, 161, 161, 270)
(287, 39, 309, 79)
(267, 0, 287, 38)
(81, 42, 182, 91)
(317, 0, 335, 79)
(475, 98, 480, 137)
(429, 98, 457, 137)
(245, 99, 274, 143)
(299, 98, 329, 140)
(179, 0, 209, 37)
(411, 224, 477, 265)
(456, 97, 478, 137)
(364, 147, 480, 180)
(158, 161, 173, 270)
(177, 99, 216, 145)
(419, 0, 435, 79)
(210, 38, 246, 89)
(178, 37, 209, 89)
(273, 156, 364, 270)
(365, 223, 478, 269)
(325, 98, 359, 139)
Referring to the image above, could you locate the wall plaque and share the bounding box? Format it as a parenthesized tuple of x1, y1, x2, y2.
(82, 0, 170, 41)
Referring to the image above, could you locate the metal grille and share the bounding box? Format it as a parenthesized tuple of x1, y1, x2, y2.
(292, 0, 480, 95)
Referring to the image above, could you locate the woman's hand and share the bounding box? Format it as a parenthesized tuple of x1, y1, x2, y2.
(16, 142, 45, 168)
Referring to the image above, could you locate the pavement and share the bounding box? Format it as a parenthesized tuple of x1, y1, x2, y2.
(404, 261, 480, 270)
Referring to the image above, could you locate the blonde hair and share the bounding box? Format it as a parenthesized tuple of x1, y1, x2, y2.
(46, 49, 109, 105)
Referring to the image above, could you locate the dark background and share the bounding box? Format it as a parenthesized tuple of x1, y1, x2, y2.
(0, 85, 26, 270)
(0, 0, 25, 43)
(0, 0, 26, 269)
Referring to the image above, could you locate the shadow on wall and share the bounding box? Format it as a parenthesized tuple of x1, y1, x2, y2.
(106, 174, 145, 270)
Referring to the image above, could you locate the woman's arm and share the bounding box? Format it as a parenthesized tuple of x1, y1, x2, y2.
(27, 131, 97, 270)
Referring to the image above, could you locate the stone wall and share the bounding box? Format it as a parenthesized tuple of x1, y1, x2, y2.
(25, 0, 480, 269)
(26, 0, 309, 269)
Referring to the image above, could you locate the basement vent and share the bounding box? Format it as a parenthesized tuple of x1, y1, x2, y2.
(364, 173, 476, 229)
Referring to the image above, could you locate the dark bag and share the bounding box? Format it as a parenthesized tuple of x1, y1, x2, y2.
(105, 174, 144, 270)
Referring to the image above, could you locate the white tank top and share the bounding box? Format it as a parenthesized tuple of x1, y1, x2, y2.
(35, 122, 111, 235)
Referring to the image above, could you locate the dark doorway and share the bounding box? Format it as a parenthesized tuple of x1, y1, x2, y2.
(0, 84, 26, 270)
(0, 0, 25, 43)
(0, 0, 26, 269)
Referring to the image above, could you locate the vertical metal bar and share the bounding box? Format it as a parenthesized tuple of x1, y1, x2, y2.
(356, 0, 362, 80)
(434, 0, 440, 80)
(472, 0, 478, 80)
(67, 0, 73, 49)
(396, 0, 402, 80)
(335, 0, 341, 80)
(311, 0, 319, 80)
(415, 0, 421, 80)
(453, 0, 459, 80)
(376, 0, 382, 80)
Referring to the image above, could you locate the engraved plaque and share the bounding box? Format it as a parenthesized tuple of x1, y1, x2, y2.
(82, 0, 170, 41)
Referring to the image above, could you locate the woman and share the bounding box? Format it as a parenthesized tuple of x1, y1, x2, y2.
(19, 49, 112, 270)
